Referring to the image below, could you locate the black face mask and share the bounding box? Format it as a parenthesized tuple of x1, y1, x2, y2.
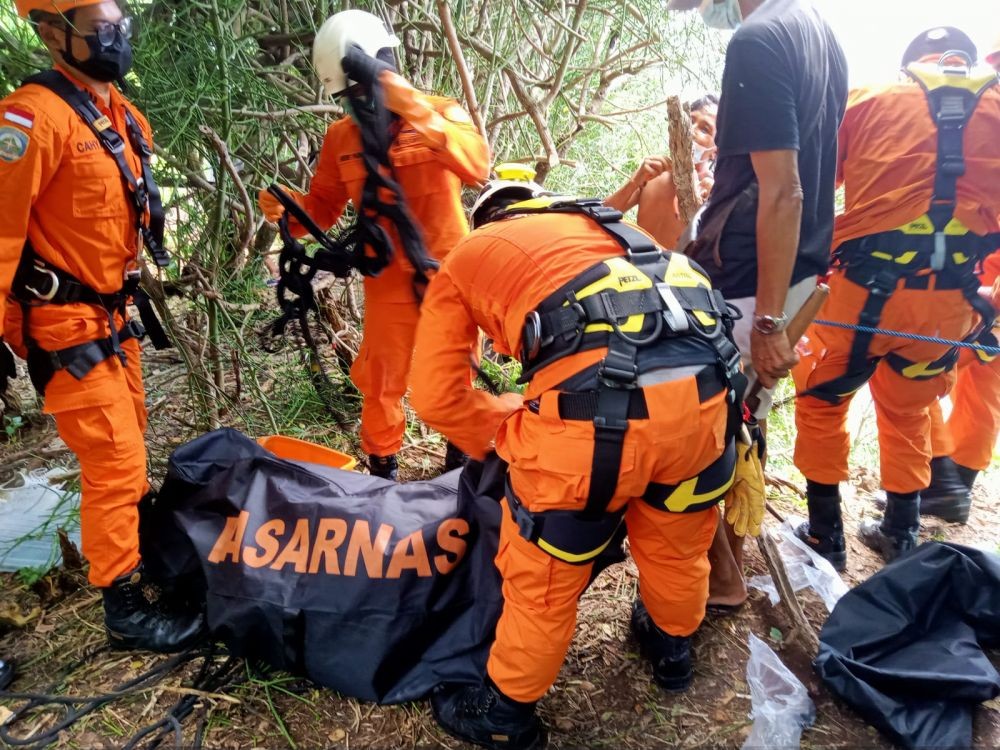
(63, 27, 133, 83)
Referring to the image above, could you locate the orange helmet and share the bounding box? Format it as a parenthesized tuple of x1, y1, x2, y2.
(14, 0, 107, 18)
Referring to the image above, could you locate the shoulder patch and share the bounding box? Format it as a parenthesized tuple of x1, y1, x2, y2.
(0, 126, 29, 163)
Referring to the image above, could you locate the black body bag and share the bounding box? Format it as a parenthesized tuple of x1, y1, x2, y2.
(140, 428, 505, 704)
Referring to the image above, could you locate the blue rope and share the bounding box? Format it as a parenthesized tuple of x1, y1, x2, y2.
(813, 319, 1000, 355)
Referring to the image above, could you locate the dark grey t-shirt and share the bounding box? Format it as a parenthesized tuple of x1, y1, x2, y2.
(699, 0, 848, 298)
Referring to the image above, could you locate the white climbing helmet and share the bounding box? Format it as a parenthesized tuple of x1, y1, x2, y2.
(313, 9, 400, 97)
(470, 164, 547, 228)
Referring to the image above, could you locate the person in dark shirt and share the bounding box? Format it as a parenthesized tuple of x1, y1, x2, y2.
(668, 0, 848, 419)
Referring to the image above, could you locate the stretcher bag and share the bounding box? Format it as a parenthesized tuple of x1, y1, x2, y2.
(814, 542, 1000, 750)
(140, 428, 504, 704)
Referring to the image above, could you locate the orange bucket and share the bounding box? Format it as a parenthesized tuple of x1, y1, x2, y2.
(257, 435, 358, 471)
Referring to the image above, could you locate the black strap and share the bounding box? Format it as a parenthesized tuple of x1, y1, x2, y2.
(133, 287, 171, 350)
(25, 318, 144, 394)
(846, 268, 897, 375)
(13, 247, 132, 309)
(24, 70, 169, 268)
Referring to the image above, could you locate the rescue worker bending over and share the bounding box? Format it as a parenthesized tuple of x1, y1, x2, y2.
(259, 10, 489, 480)
(411, 178, 744, 749)
(793, 28, 1000, 567)
(0, 0, 202, 651)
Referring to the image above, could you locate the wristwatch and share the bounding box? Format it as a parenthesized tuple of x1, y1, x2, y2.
(752, 312, 789, 335)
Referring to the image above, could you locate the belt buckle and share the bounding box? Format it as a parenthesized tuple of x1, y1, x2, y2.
(24, 263, 60, 302)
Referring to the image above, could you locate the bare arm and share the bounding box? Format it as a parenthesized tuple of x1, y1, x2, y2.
(749, 148, 803, 387)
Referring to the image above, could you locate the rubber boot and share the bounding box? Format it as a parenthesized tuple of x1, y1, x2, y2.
(431, 680, 547, 750)
(630, 599, 693, 692)
(857, 491, 919, 564)
(444, 442, 469, 473)
(102, 565, 205, 653)
(956, 464, 979, 492)
(0, 657, 14, 691)
(369, 454, 398, 481)
(915, 457, 971, 523)
(794, 481, 847, 572)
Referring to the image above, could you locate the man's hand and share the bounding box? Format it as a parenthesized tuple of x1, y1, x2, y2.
(750, 328, 799, 388)
(628, 156, 671, 191)
(341, 44, 394, 89)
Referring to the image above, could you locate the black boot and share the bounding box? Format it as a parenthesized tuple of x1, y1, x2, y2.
(0, 657, 14, 691)
(794, 481, 846, 572)
(857, 491, 919, 564)
(956, 463, 979, 492)
(431, 681, 546, 750)
(102, 565, 205, 653)
(444, 442, 469, 473)
(630, 599, 693, 692)
(369, 454, 398, 481)
(917, 457, 971, 523)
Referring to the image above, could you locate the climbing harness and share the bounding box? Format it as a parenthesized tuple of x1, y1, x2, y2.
(805, 55, 1000, 401)
(496, 196, 747, 564)
(10, 70, 171, 396)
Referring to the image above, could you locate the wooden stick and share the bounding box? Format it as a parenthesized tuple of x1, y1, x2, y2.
(757, 529, 820, 654)
(437, 0, 488, 143)
(666, 95, 699, 226)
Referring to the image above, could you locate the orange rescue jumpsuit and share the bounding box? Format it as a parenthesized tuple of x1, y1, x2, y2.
(929, 250, 1000, 472)
(793, 76, 1000, 493)
(411, 212, 731, 702)
(280, 72, 488, 457)
(0, 67, 152, 587)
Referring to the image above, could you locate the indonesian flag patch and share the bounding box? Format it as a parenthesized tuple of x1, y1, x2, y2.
(4, 106, 35, 130)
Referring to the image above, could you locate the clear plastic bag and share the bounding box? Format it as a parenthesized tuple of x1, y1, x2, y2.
(747, 518, 848, 613)
(742, 634, 816, 750)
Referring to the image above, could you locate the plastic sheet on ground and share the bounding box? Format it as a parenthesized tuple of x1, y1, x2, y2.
(747, 518, 848, 613)
(743, 633, 815, 750)
(0, 468, 80, 573)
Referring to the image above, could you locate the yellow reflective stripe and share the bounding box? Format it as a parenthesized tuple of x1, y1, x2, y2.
(894, 251, 918, 265)
(902, 361, 948, 379)
(871, 251, 894, 261)
(953, 252, 970, 264)
(662, 463, 736, 513)
(537, 535, 613, 564)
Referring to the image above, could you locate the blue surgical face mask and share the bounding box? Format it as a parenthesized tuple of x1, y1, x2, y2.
(699, 0, 742, 30)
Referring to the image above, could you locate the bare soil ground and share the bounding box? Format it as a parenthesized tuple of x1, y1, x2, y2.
(1, 351, 998, 749)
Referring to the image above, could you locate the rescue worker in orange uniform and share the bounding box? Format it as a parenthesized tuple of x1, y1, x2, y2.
(411, 179, 745, 749)
(258, 10, 489, 480)
(920, 42, 1000, 515)
(793, 28, 1000, 567)
(0, 0, 202, 651)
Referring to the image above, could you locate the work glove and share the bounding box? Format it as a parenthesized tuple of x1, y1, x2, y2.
(341, 44, 394, 89)
(258, 187, 304, 224)
(0, 340, 16, 396)
(724, 426, 765, 537)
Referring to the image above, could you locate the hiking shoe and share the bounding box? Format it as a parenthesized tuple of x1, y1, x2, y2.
(431, 681, 546, 749)
(369, 454, 399, 481)
(103, 565, 205, 653)
(793, 521, 847, 572)
(631, 600, 693, 693)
